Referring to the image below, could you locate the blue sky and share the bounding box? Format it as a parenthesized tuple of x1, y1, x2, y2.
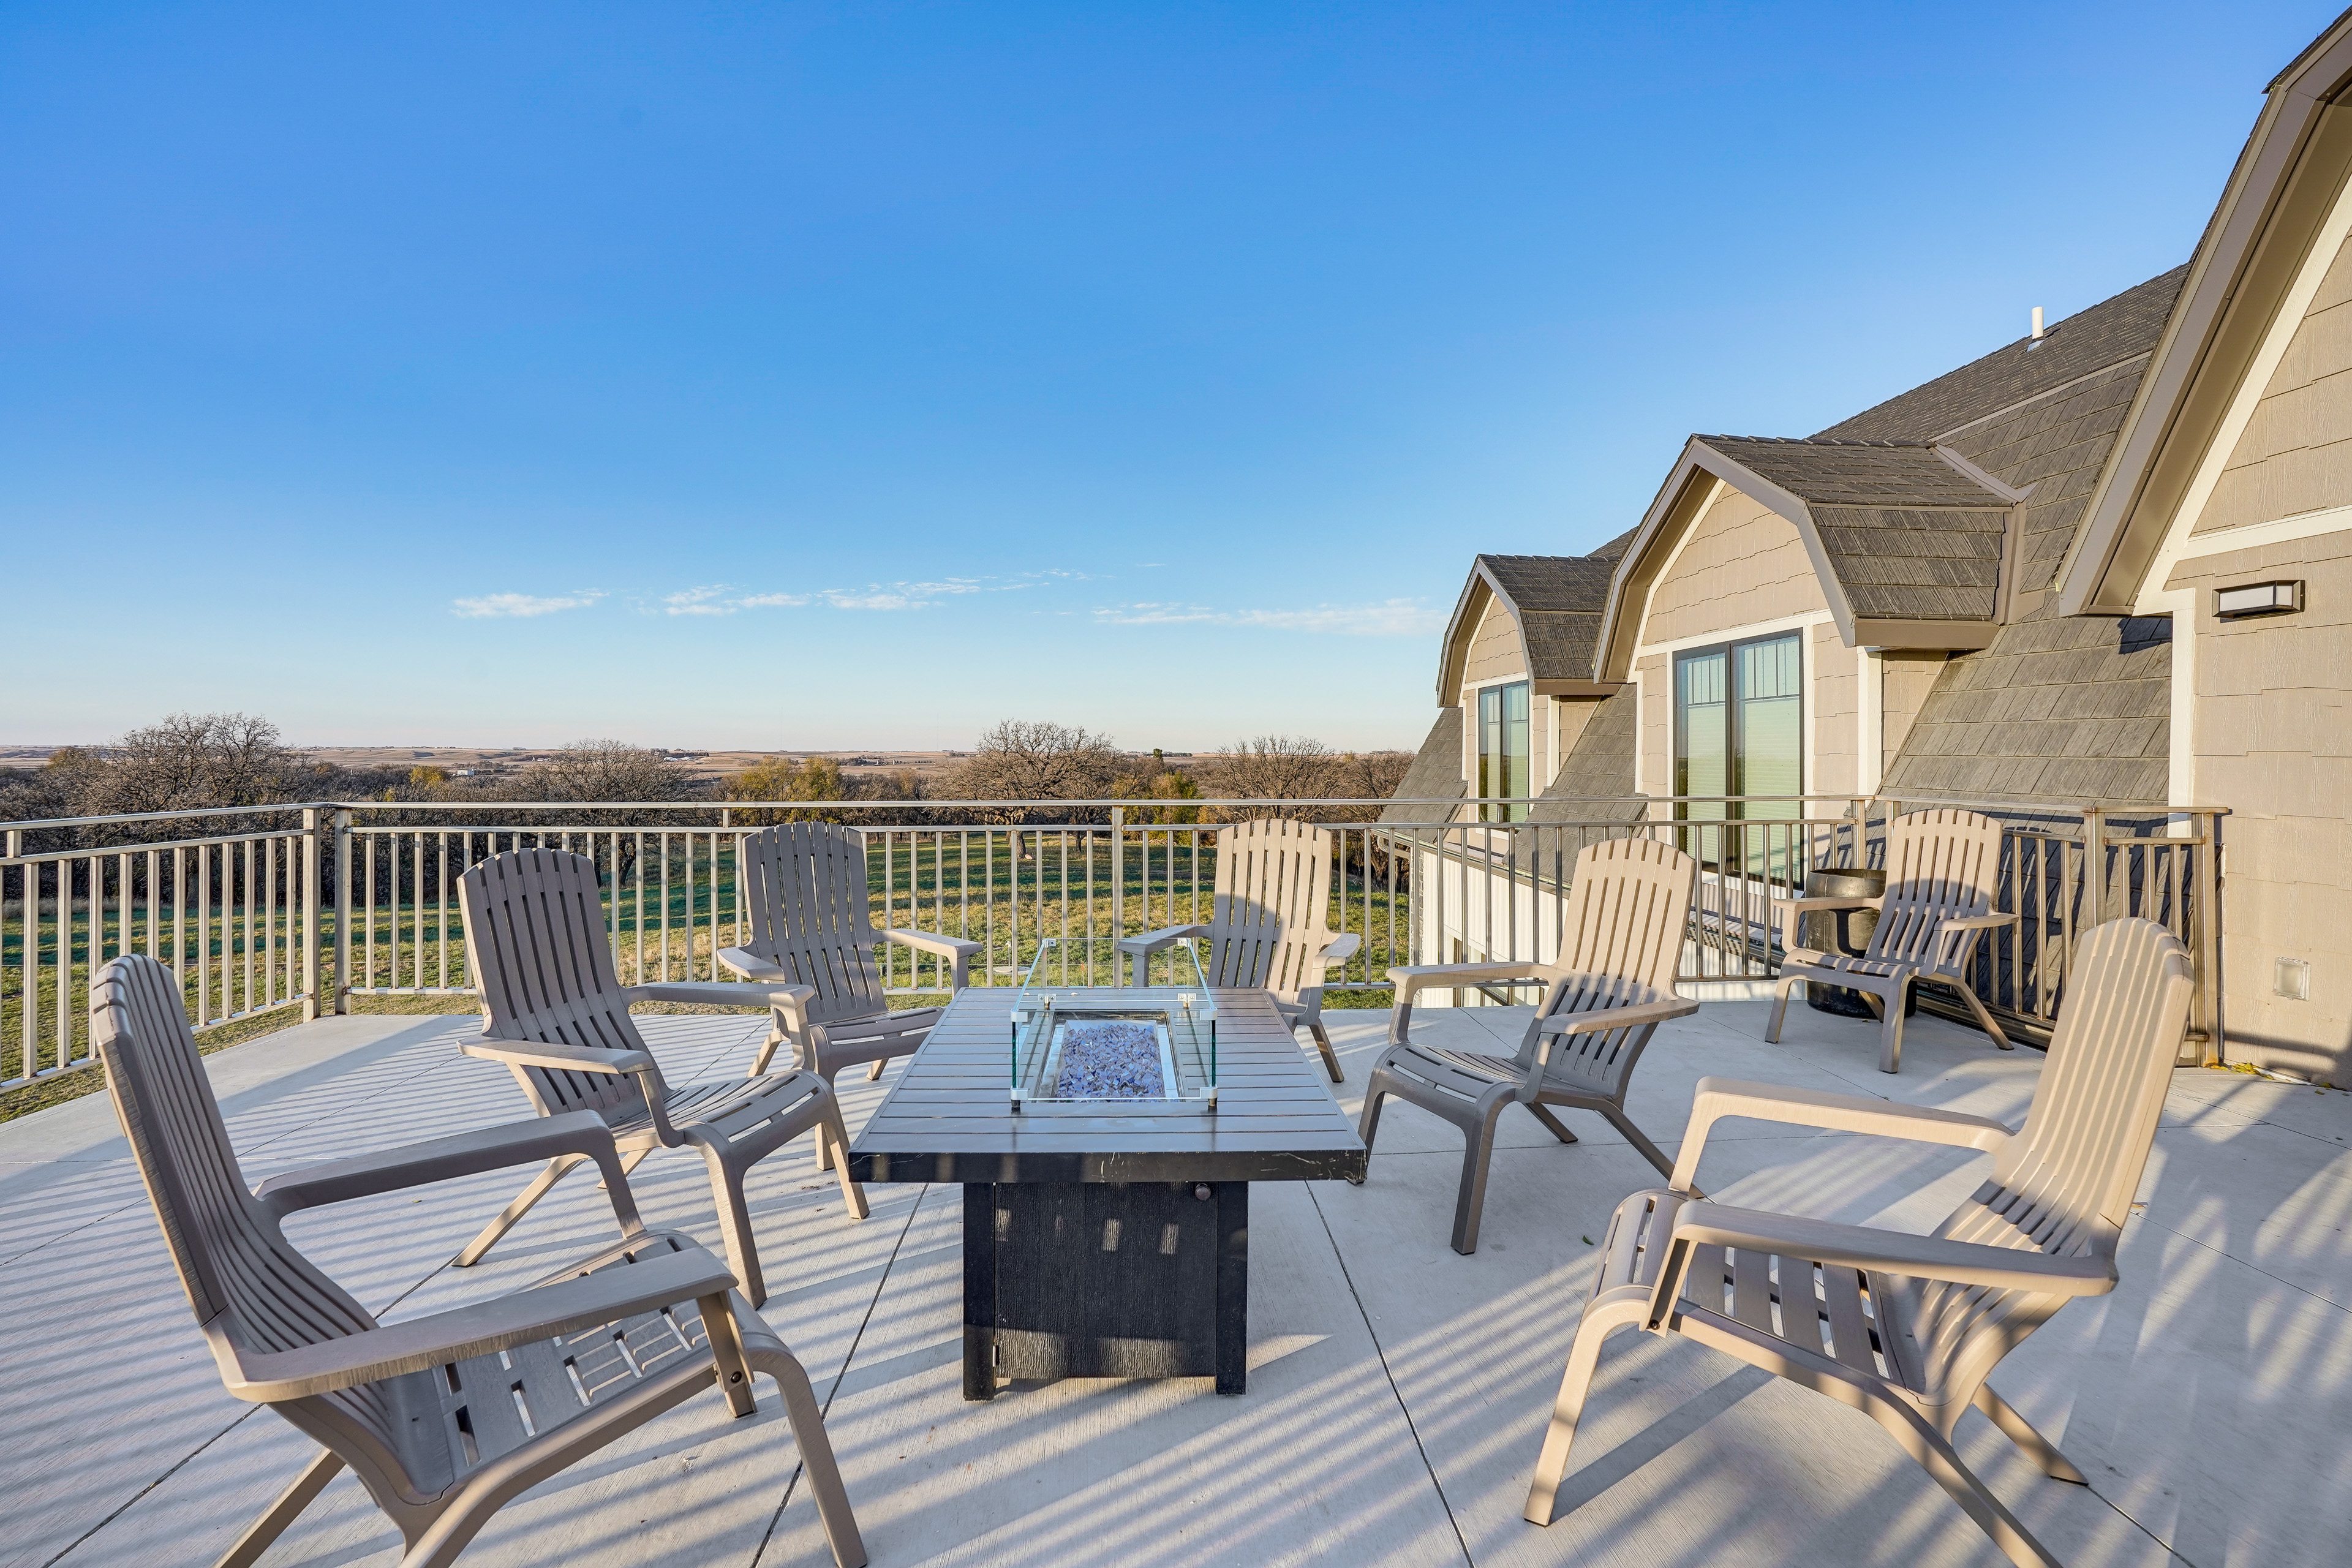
(2, 2, 2334, 753)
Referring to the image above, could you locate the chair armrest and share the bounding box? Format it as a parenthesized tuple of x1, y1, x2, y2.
(1534, 995, 1700, 1036)
(1931, 911, 2018, 969)
(1775, 894, 1882, 952)
(884, 927, 982, 991)
(1667, 1076, 2013, 1194)
(204, 1242, 738, 1401)
(462, 1037, 655, 1077)
(1316, 932, 1363, 972)
(1115, 924, 1208, 956)
(1664, 1202, 2114, 1298)
(1384, 960, 1554, 1042)
(625, 980, 795, 1009)
(717, 946, 789, 982)
(255, 1112, 636, 1224)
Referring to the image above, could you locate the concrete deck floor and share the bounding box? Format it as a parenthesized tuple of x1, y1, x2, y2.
(3, 1000, 2347, 1568)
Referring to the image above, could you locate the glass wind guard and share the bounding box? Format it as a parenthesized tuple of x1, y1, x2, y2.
(1009, 936, 1218, 1114)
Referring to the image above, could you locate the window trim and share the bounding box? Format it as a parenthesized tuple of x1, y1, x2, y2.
(1475, 678, 1532, 823)
(1672, 630, 1804, 815)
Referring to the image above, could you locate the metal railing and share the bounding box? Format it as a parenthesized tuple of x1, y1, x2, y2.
(0, 791, 2227, 1095)
(2, 809, 323, 1089)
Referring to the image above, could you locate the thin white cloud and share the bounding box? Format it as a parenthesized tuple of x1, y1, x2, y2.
(453, 590, 605, 619)
(663, 585, 734, 616)
(647, 570, 1101, 618)
(1095, 598, 1444, 636)
(824, 590, 924, 611)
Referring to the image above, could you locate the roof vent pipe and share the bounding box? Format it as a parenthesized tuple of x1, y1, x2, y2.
(2030, 306, 2045, 341)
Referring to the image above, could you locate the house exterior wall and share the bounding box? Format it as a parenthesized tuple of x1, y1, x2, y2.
(1645, 486, 1830, 643)
(1879, 653, 1944, 777)
(1455, 596, 1557, 800)
(2193, 233, 2352, 537)
(2152, 216, 2352, 1079)
(2165, 535, 2352, 1078)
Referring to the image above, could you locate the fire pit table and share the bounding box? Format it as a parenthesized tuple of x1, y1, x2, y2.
(846, 935, 1366, 1398)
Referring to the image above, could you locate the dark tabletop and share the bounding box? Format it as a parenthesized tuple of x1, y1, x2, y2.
(846, 986, 1368, 1184)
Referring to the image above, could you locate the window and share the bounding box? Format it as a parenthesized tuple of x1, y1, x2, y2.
(1674, 631, 1801, 818)
(1477, 680, 1531, 822)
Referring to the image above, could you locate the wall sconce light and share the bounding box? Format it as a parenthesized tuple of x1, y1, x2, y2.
(2214, 579, 2304, 619)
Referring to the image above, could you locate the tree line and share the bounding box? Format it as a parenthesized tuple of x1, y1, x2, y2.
(1, 713, 1413, 851)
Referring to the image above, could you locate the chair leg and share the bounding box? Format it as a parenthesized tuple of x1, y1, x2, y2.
(1763, 974, 1801, 1043)
(867, 1057, 887, 1080)
(1352, 1072, 1391, 1183)
(1879, 979, 1912, 1074)
(1523, 1298, 1645, 1525)
(752, 1345, 871, 1568)
(1864, 1391, 2064, 1568)
(702, 1148, 770, 1310)
(456, 1155, 587, 1267)
(1945, 977, 2015, 1052)
(1451, 1097, 1511, 1254)
(824, 1099, 869, 1222)
(1308, 1018, 1343, 1083)
(212, 1449, 344, 1568)
(1599, 1103, 1687, 1190)
(1973, 1383, 2087, 1483)
(1527, 1103, 1578, 1144)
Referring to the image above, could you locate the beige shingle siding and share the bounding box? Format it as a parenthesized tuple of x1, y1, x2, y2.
(1646, 486, 1828, 643)
(2194, 233, 2352, 536)
(1381, 707, 1465, 824)
(1461, 598, 1525, 687)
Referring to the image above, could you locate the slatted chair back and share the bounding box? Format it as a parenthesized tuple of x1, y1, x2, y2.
(737, 823, 890, 1028)
(1909, 917, 2191, 1402)
(1194, 817, 1336, 994)
(1868, 809, 2006, 969)
(91, 954, 435, 1498)
(1520, 837, 1697, 1097)
(459, 848, 658, 1121)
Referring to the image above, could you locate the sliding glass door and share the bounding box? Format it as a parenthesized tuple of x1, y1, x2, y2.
(1675, 630, 1802, 866)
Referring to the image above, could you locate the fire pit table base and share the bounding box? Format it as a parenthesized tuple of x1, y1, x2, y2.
(963, 1181, 1248, 1399)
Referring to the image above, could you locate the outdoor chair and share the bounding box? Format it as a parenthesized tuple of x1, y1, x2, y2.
(1355, 835, 1700, 1254)
(456, 848, 865, 1307)
(1115, 816, 1362, 1082)
(89, 952, 865, 1568)
(1525, 916, 2193, 1568)
(722, 823, 981, 1099)
(1766, 807, 2018, 1073)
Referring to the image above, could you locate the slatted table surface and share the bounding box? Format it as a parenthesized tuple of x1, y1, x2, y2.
(846, 986, 1367, 1184)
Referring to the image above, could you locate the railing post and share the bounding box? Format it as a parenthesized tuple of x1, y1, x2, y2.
(2080, 804, 2106, 935)
(1110, 805, 1125, 940)
(301, 808, 322, 1020)
(2197, 809, 2225, 1066)
(333, 809, 353, 1015)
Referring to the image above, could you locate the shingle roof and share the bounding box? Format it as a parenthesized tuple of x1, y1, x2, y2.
(1474, 552, 1618, 681)
(1880, 350, 2174, 805)
(1696, 437, 2011, 508)
(1379, 707, 1464, 824)
(1814, 266, 2189, 443)
(1531, 687, 1643, 823)
(1689, 437, 2013, 621)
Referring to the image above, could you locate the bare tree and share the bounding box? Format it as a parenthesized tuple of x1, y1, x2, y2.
(74, 713, 305, 819)
(507, 739, 696, 804)
(1207, 735, 1336, 801)
(953, 721, 1124, 803)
